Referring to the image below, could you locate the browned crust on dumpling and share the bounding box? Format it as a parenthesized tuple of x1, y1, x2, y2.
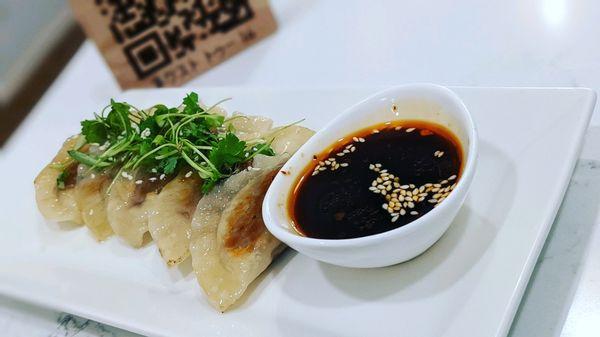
(223, 170, 278, 255)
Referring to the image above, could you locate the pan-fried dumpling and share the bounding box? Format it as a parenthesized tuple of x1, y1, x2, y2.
(106, 173, 159, 247)
(75, 167, 113, 241)
(34, 136, 83, 224)
(190, 126, 314, 311)
(146, 172, 202, 266)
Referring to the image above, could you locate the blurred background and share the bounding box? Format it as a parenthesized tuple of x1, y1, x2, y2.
(0, 0, 83, 145)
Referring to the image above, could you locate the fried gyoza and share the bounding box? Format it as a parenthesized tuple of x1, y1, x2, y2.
(146, 172, 202, 266)
(190, 126, 314, 311)
(75, 168, 113, 241)
(34, 136, 84, 224)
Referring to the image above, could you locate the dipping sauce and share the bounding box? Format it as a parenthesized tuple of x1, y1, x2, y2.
(289, 121, 462, 240)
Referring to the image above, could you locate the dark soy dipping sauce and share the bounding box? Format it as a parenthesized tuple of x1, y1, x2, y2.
(289, 121, 462, 240)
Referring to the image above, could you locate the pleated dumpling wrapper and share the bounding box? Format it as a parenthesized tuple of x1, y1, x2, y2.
(75, 166, 113, 241)
(34, 136, 84, 224)
(146, 172, 202, 266)
(106, 171, 172, 248)
(190, 125, 314, 311)
(144, 113, 274, 266)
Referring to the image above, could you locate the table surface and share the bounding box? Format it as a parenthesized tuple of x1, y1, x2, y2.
(2, 0, 600, 336)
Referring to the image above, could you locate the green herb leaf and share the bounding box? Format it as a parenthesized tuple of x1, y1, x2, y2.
(66, 92, 294, 193)
(183, 92, 203, 115)
(106, 100, 132, 137)
(81, 120, 108, 144)
(56, 170, 68, 190)
(161, 157, 178, 174)
(209, 133, 246, 169)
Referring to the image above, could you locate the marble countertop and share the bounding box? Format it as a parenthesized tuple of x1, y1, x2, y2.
(2, 0, 600, 336)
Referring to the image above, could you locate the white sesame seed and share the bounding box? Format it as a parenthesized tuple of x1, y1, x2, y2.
(135, 180, 143, 185)
(353, 137, 359, 142)
(406, 128, 416, 133)
(185, 171, 193, 178)
(428, 199, 437, 203)
(400, 209, 406, 215)
(410, 211, 418, 215)
(89, 209, 94, 216)
(359, 137, 366, 142)
(391, 215, 399, 222)
(160, 174, 166, 180)
(372, 129, 380, 133)
(395, 126, 402, 131)
(449, 175, 457, 180)
(149, 177, 157, 182)
(340, 163, 349, 167)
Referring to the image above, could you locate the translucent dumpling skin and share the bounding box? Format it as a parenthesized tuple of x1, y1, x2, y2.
(106, 176, 152, 247)
(147, 172, 202, 266)
(34, 136, 83, 224)
(190, 126, 315, 311)
(190, 157, 280, 311)
(75, 168, 113, 241)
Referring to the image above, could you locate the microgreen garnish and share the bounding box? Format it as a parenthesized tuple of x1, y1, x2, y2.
(58, 92, 277, 192)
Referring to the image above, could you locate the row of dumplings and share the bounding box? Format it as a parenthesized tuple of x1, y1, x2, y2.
(34, 113, 314, 311)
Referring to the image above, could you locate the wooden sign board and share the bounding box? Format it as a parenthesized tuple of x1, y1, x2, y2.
(70, 0, 277, 89)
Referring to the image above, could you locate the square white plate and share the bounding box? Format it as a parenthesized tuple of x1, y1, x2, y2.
(0, 87, 595, 337)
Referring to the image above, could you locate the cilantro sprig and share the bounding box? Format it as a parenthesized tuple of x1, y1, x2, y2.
(61, 92, 276, 192)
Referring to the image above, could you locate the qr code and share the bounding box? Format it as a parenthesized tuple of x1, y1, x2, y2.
(95, 0, 255, 79)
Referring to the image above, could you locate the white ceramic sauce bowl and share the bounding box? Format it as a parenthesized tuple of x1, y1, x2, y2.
(262, 84, 478, 268)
